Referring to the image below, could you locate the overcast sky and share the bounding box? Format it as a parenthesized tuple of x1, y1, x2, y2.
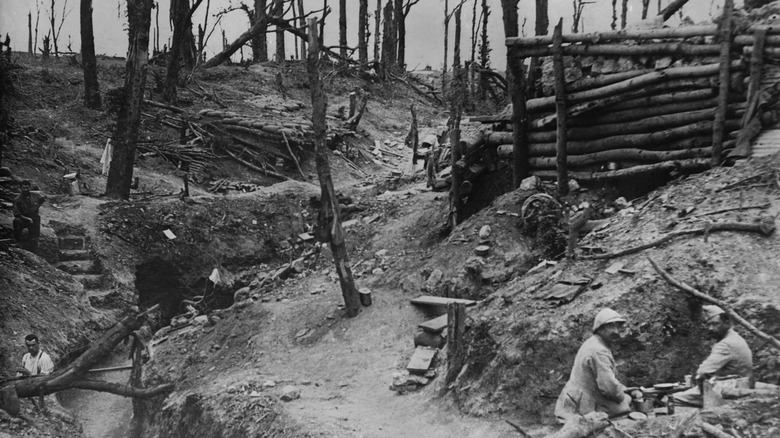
(0, 0, 740, 70)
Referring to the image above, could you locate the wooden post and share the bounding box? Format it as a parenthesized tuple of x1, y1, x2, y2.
(408, 104, 419, 165)
(306, 18, 361, 318)
(348, 92, 357, 119)
(500, 0, 529, 187)
(552, 19, 569, 196)
(129, 336, 144, 438)
(445, 302, 466, 384)
(28, 12, 33, 58)
(711, 0, 733, 166)
(745, 29, 766, 119)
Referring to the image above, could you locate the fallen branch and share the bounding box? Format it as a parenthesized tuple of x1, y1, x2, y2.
(282, 131, 306, 180)
(12, 305, 173, 399)
(695, 203, 770, 217)
(699, 422, 733, 438)
(583, 218, 775, 259)
(504, 418, 532, 438)
(721, 387, 780, 399)
(224, 148, 288, 180)
(389, 73, 443, 104)
(144, 99, 186, 114)
(648, 256, 780, 352)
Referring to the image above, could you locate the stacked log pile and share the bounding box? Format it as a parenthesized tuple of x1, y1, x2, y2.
(463, 23, 780, 184)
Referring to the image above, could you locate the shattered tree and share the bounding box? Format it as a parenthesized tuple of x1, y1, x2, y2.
(306, 18, 361, 318)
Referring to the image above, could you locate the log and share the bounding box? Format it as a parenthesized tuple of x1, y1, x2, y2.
(497, 136, 724, 159)
(648, 255, 780, 352)
(13, 305, 173, 399)
(516, 41, 722, 58)
(564, 96, 721, 128)
(732, 29, 767, 158)
(566, 69, 651, 93)
(553, 20, 569, 196)
(528, 107, 728, 142)
(549, 413, 611, 438)
(224, 148, 288, 180)
(700, 422, 733, 438)
(528, 147, 713, 169)
(659, 0, 691, 21)
(531, 159, 711, 181)
(490, 119, 742, 156)
(711, 0, 734, 166)
(525, 63, 740, 113)
(505, 25, 720, 47)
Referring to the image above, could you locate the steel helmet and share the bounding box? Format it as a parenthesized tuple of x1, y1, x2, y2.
(702, 305, 726, 322)
(593, 308, 627, 332)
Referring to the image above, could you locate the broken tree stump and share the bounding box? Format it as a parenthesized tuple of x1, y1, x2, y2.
(445, 302, 466, 384)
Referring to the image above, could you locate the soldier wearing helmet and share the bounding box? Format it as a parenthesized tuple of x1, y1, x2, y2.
(554, 308, 639, 423)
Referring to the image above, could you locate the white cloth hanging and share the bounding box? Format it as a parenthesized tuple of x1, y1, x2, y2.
(100, 139, 113, 176)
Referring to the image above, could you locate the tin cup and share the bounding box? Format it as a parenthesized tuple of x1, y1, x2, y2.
(684, 374, 694, 387)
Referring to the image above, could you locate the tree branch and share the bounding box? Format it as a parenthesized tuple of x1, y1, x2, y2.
(648, 256, 780, 352)
(70, 380, 174, 398)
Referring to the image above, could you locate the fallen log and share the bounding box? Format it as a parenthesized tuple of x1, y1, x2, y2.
(224, 148, 288, 180)
(13, 305, 173, 399)
(525, 62, 741, 113)
(516, 41, 723, 58)
(564, 96, 722, 128)
(505, 25, 720, 47)
(497, 136, 723, 159)
(532, 158, 710, 181)
(566, 69, 651, 92)
(527, 147, 713, 169)
(528, 107, 729, 142)
(699, 422, 733, 438)
(648, 255, 780, 353)
(490, 119, 742, 156)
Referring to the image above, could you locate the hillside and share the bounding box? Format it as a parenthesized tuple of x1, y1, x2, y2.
(1, 51, 779, 438)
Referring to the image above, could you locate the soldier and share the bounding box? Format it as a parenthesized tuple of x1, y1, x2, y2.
(12, 180, 46, 253)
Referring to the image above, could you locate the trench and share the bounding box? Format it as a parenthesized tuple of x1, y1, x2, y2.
(57, 345, 134, 438)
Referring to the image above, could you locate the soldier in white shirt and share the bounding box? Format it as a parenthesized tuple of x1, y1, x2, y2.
(17, 334, 54, 410)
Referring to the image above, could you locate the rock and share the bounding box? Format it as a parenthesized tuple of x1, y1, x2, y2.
(390, 371, 430, 392)
(414, 330, 446, 349)
(233, 286, 251, 302)
(0, 167, 11, 177)
(37, 226, 59, 263)
(372, 267, 384, 275)
(291, 258, 305, 273)
(519, 175, 540, 191)
(375, 249, 389, 258)
(280, 385, 300, 401)
(262, 380, 276, 388)
(425, 269, 443, 290)
(614, 197, 631, 209)
(192, 315, 209, 326)
(478, 225, 491, 240)
(568, 179, 581, 192)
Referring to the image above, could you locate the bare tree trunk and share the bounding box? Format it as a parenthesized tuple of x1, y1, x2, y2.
(553, 19, 568, 196)
(358, 0, 368, 64)
(642, 0, 650, 19)
(500, 0, 529, 187)
(395, 0, 405, 70)
(612, 0, 618, 29)
(49, 0, 59, 58)
(449, 4, 463, 227)
(339, 0, 347, 58)
(306, 18, 361, 318)
(298, 0, 306, 59)
(252, 0, 268, 62)
(659, 0, 689, 21)
(478, 0, 490, 100)
(106, 0, 153, 200)
(621, 0, 628, 29)
(28, 12, 33, 58)
(275, 0, 285, 61)
(381, 0, 394, 76)
(443, 0, 450, 91)
(163, 0, 203, 103)
(81, 0, 101, 109)
(373, 0, 381, 62)
(711, 0, 733, 166)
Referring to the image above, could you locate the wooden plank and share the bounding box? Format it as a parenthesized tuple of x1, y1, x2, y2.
(419, 314, 448, 333)
(407, 347, 437, 374)
(410, 296, 477, 307)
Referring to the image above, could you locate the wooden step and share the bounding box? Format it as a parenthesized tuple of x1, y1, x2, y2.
(56, 259, 101, 275)
(58, 235, 87, 250)
(73, 274, 105, 290)
(419, 314, 448, 334)
(59, 249, 91, 261)
(407, 347, 437, 374)
(410, 296, 477, 308)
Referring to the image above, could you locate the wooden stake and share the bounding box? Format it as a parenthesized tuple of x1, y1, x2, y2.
(408, 104, 419, 165)
(552, 19, 568, 196)
(649, 256, 780, 352)
(445, 302, 466, 384)
(282, 131, 306, 180)
(711, 0, 734, 166)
